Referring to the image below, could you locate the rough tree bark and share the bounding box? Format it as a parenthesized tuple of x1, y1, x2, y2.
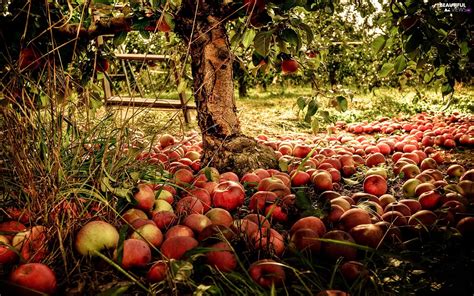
(176, 2, 276, 175)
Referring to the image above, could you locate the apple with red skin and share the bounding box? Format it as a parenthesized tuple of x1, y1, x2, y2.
(231, 219, 259, 237)
(418, 190, 442, 210)
(381, 211, 407, 226)
(122, 208, 148, 224)
(363, 174, 387, 197)
(188, 188, 212, 212)
(248, 191, 277, 212)
(0, 235, 18, 264)
(365, 153, 385, 167)
(155, 189, 174, 204)
(349, 223, 383, 249)
(251, 228, 285, 256)
(321, 230, 357, 261)
(408, 210, 437, 228)
(183, 214, 213, 234)
(290, 228, 321, 253)
(205, 241, 237, 272)
(152, 211, 177, 230)
(205, 208, 234, 227)
(153, 199, 174, 213)
(133, 183, 155, 211)
(244, 213, 271, 228)
(160, 236, 199, 259)
(198, 224, 235, 242)
(248, 259, 286, 288)
(290, 170, 311, 186)
(159, 134, 175, 148)
(9, 263, 57, 295)
(316, 290, 349, 296)
(164, 225, 195, 239)
(219, 171, 240, 182)
(147, 261, 168, 283)
(0, 221, 27, 240)
(75, 221, 119, 256)
(115, 239, 152, 270)
(339, 208, 371, 231)
(327, 204, 346, 223)
(176, 196, 204, 214)
(174, 168, 194, 187)
(130, 223, 163, 248)
(340, 261, 369, 282)
(15, 225, 48, 263)
(456, 217, 474, 239)
(384, 202, 412, 217)
(290, 216, 327, 237)
(264, 204, 288, 223)
(212, 180, 245, 211)
(400, 164, 421, 179)
(281, 58, 299, 74)
(312, 171, 333, 191)
(241, 172, 261, 187)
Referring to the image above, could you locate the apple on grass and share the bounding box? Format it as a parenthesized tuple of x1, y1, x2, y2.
(160, 236, 199, 260)
(133, 184, 155, 211)
(0, 235, 18, 264)
(75, 221, 119, 256)
(9, 263, 57, 295)
(205, 241, 237, 272)
(115, 239, 152, 270)
(147, 260, 169, 283)
(248, 259, 286, 288)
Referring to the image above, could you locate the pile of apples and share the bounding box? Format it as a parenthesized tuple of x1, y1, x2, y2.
(1, 111, 473, 295)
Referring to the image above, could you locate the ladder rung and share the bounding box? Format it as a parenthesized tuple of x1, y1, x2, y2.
(106, 96, 196, 109)
(114, 53, 170, 61)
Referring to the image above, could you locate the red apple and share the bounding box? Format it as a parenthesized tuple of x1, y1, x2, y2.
(160, 236, 198, 259)
(205, 241, 237, 272)
(349, 223, 383, 249)
(290, 216, 327, 237)
(133, 184, 155, 211)
(130, 223, 163, 248)
(363, 175, 387, 197)
(182, 213, 213, 234)
(147, 260, 168, 283)
(205, 208, 234, 227)
(321, 230, 357, 261)
(9, 263, 57, 295)
(115, 239, 151, 270)
(248, 259, 286, 288)
(212, 181, 245, 211)
(164, 225, 194, 239)
(339, 208, 371, 231)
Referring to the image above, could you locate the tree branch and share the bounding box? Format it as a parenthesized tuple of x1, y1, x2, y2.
(54, 16, 132, 40)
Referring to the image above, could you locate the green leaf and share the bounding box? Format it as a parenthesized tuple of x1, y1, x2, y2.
(393, 55, 407, 74)
(441, 82, 453, 96)
(296, 96, 307, 110)
(336, 96, 348, 112)
(298, 23, 314, 45)
(94, 0, 113, 4)
(460, 41, 469, 55)
(113, 31, 128, 46)
(319, 110, 330, 122)
(97, 284, 131, 296)
(372, 35, 386, 54)
(379, 62, 394, 78)
(304, 98, 318, 122)
(139, 30, 150, 39)
(242, 29, 256, 49)
(295, 189, 311, 210)
(404, 33, 420, 53)
(435, 66, 445, 77)
(254, 30, 273, 57)
(280, 28, 299, 47)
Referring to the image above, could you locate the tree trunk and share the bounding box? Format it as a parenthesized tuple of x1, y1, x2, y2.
(177, 14, 276, 175)
(238, 75, 248, 98)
